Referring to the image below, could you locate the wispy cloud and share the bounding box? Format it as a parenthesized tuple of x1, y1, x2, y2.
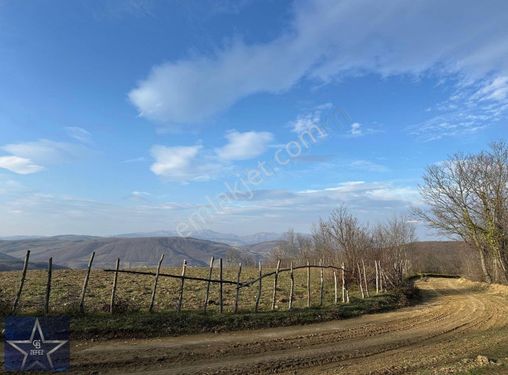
(65, 127, 92, 144)
(129, 0, 508, 127)
(0, 156, 43, 175)
(349, 160, 388, 173)
(411, 75, 508, 140)
(210, 180, 421, 225)
(0, 139, 91, 175)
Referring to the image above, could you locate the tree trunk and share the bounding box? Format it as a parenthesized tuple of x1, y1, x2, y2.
(478, 247, 493, 284)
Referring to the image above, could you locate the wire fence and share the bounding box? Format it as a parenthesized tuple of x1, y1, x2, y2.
(7, 250, 391, 315)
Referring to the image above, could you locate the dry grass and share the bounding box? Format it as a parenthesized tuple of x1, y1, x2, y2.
(0, 265, 364, 315)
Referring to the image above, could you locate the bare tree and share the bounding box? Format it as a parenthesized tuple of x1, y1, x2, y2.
(269, 229, 313, 265)
(373, 216, 415, 286)
(415, 142, 508, 283)
(225, 248, 256, 267)
(324, 206, 372, 268)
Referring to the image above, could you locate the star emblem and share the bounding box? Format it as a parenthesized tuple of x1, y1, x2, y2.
(5, 318, 68, 371)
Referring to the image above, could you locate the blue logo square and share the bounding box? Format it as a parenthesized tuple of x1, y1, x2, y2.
(4, 316, 70, 372)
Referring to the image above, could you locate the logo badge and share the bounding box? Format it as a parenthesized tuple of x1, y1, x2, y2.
(4, 316, 69, 372)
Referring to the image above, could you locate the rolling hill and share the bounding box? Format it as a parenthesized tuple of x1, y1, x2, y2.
(0, 236, 235, 269)
(0, 251, 66, 271)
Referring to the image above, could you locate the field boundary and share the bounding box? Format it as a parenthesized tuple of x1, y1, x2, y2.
(6, 250, 396, 315)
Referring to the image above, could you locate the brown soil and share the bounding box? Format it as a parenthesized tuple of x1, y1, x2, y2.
(22, 278, 508, 374)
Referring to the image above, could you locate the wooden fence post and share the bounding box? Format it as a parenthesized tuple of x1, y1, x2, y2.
(203, 256, 214, 313)
(177, 259, 187, 313)
(375, 260, 379, 294)
(341, 262, 346, 303)
(44, 257, 52, 315)
(357, 263, 365, 299)
(288, 261, 294, 310)
(149, 254, 164, 312)
(271, 259, 281, 311)
(362, 259, 370, 297)
(255, 261, 262, 312)
(319, 259, 324, 306)
(79, 251, 95, 314)
(219, 258, 223, 313)
(379, 262, 384, 292)
(306, 260, 311, 307)
(12, 250, 30, 314)
(234, 262, 242, 313)
(110, 258, 120, 314)
(333, 271, 338, 305)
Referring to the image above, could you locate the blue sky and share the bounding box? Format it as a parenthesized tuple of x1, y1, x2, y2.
(0, 0, 507, 238)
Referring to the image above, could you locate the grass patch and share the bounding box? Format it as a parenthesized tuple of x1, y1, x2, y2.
(69, 289, 411, 340)
(0, 267, 418, 341)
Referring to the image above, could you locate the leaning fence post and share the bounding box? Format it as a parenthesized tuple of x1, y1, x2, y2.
(333, 270, 338, 305)
(110, 258, 120, 314)
(177, 259, 187, 313)
(341, 262, 346, 303)
(44, 257, 52, 315)
(12, 250, 30, 314)
(255, 261, 262, 312)
(362, 259, 370, 297)
(288, 261, 294, 310)
(306, 260, 311, 307)
(79, 251, 95, 314)
(149, 254, 164, 312)
(319, 259, 324, 306)
(219, 258, 223, 313)
(357, 263, 365, 299)
(271, 259, 281, 311)
(203, 256, 214, 313)
(234, 262, 242, 313)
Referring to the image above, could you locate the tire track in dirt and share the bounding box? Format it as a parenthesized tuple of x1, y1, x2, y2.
(68, 278, 508, 374)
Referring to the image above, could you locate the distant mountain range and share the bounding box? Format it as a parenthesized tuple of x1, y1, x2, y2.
(0, 230, 285, 246)
(115, 230, 284, 246)
(0, 234, 284, 270)
(0, 230, 469, 274)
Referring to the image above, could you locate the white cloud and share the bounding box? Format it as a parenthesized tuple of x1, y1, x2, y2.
(149, 130, 272, 181)
(291, 114, 321, 135)
(129, 0, 508, 127)
(150, 145, 223, 182)
(0, 156, 43, 175)
(350, 123, 362, 137)
(216, 130, 273, 160)
(344, 122, 380, 138)
(150, 145, 201, 178)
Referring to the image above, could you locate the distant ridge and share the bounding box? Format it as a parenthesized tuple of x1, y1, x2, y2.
(115, 229, 284, 246)
(0, 236, 237, 269)
(0, 251, 66, 271)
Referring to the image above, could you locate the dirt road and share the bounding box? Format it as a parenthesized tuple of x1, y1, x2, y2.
(70, 278, 508, 374)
